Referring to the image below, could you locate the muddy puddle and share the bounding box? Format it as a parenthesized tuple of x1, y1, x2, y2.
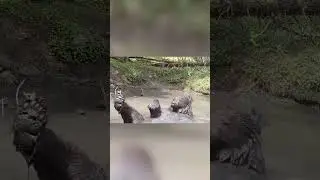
(110, 88, 210, 123)
(212, 91, 320, 180)
(0, 113, 210, 180)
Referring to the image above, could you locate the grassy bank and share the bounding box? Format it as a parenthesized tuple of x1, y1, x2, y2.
(110, 58, 210, 94)
(213, 16, 320, 102)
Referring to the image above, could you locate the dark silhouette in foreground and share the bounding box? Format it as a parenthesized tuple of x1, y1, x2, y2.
(211, 108, 266, 180)
(113, 87, 145, 123)
(12, 80, 107, 180)
(14, 128, 107, 180)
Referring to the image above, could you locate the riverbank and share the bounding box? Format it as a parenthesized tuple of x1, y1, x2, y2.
(110, 58, 210, 95)
(213, 16, 320, 107)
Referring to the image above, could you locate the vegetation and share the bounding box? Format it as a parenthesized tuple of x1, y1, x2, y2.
(211, 0, 320, 17)
(110, 57, 210, 94)
(0, 0, 107, 65)
(213, 16, 320, 102)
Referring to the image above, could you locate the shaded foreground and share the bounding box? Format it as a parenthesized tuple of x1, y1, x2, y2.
(12, 89, 106, 180)
(212, 91, 320, 180)
(110, 124, 210, 180)
(0, 111, 108, 180)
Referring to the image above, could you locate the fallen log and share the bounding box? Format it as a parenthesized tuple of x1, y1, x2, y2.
(127, 57, 209, 67)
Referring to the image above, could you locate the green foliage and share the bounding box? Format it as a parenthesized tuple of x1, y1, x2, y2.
(111, 59, 147, 84)
(245, 48, 320, 99)
(0, 0, 106, 65)
(76, 0, 106, 12)
(187, 77, 210, 94)
(48, 20, 106, 64)
(212, 18, 257, 66)
(213, 16, 320, 101)
(0, 1, 47, 24)
(110, 58, 210, 94)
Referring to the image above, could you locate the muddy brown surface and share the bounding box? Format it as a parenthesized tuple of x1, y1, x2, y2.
(0, 78, 210, 180)
(110, 88, 210, 123)
(0, 114, 210, 180)
(110, 124, 210, 180)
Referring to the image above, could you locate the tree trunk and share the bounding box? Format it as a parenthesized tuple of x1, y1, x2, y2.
(212, 0, 320, 18)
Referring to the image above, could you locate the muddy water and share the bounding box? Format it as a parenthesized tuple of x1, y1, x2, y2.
(110, 124, 210, 180)
(212, 91, 320, 180)
(2, 80, 319, 180)
(110, 88, 210, 123)
(0, 113, 210, 180)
